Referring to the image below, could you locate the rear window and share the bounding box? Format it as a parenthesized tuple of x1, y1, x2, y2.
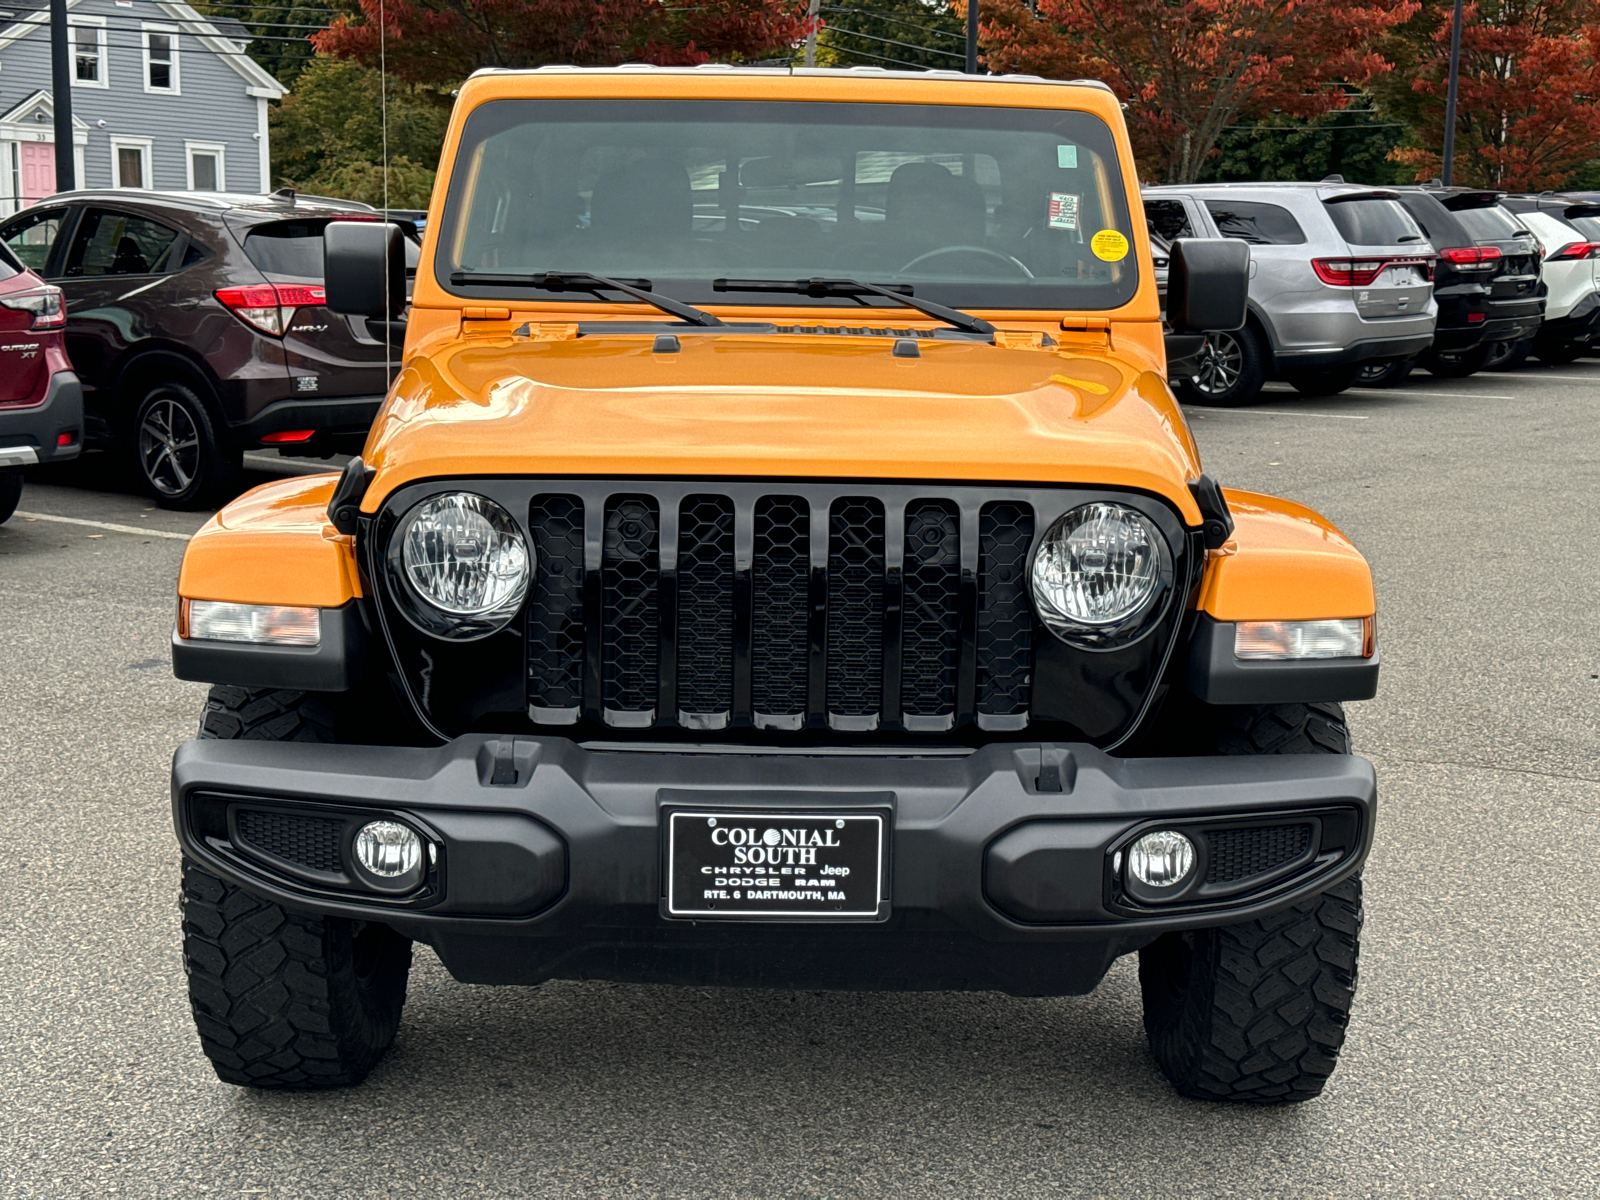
(1568, 214, 1600, 240)
(1448, 204, 1526, 243)
(1325, 198, 1423, 247)
(1203, 200, 1306, 245)
(0, 240, 20, 281)
(245, 219, 420, 279)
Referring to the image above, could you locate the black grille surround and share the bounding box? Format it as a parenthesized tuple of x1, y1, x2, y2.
(368, 480, 1199, 745)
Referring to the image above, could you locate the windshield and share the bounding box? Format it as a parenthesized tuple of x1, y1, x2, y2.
(439, 99, 1138, 311)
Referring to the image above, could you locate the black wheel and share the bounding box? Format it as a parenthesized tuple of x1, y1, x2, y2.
(132, 380, 240, 510)
(1419, 343, 1490, 378)
(1354, 356, 1415, 388)
(181, 685, 413, 1089)
(0, 470, 21, 525)
(1175, 325, 1268, 407)
(1532, 336, 1583, 366)
(1485, 338, 1532, 371)
(1282, 365, 1359, 397)
(1139, 701, 1363, 1104)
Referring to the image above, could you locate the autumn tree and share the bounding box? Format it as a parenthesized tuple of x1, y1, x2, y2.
(965, 0, 1417, 183)
(1379, 0, 1600, 189)
(313, 0, 814, 85)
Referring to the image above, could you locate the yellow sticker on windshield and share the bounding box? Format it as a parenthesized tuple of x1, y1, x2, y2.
(1091, 230, 1129, 262)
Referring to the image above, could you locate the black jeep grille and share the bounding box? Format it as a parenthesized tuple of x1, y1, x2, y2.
(523, 485, 1042, 733)
(1206, 824, 1312, 884)
(236, 809, 343, 874)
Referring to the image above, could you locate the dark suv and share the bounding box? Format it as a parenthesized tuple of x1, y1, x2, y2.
(0, 191, 414, 508)
(1388, 187, 1545, 379)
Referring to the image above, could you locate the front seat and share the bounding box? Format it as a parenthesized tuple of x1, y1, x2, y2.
(111, 235, 150, 275)
(884, 162, 986, 261)
(587, 159, 693, 263)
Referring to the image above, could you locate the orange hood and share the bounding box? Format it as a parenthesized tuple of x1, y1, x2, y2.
(361, 332, 1205, 525)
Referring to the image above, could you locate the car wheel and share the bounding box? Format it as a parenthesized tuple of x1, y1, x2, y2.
(132, 380, 240, 510)
(1282, 365, 1359, 397)
(183, 686, 414, 1089)
(1532, 336, 1584, 366)
(1140, 701, 1362, 1104)
(0, 470, 21, 525)
(1419, 343, 1490, 378)
(1175, 326, 1267, 407)
(1354, 357, 1415, 388)
(1485, 338, 1532, 371)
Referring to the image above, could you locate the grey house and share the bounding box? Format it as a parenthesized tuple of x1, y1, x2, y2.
(0, 0, 285, 216)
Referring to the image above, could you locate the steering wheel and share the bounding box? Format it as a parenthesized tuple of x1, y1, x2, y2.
(898, 245, 1034, 279)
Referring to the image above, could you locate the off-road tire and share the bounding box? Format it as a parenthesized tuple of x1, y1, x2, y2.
(131, 379, 240, 510)
(1420, 343, 1490, 378)
(0, 469, 21, 524)
(1282, 365, 1359, 398)
(182, 685, 413, 1089)
(1139, 701, 1362, 1104)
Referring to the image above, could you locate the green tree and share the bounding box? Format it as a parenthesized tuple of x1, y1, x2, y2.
(191, 1, 340, 86)
(1200, 103, 1409, 184)
(269, 56, 450, 206)
(814, 0, 967, 70)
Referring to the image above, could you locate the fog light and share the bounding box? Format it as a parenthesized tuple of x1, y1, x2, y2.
(1128, 830, 1195, 889)
(354, 821, 422, 880)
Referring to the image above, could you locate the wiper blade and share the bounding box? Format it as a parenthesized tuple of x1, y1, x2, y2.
(450, 270, 725, 327)
(713, 277, 995, 336)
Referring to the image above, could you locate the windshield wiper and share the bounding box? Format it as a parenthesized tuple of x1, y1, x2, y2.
(712, 277, 995, 336)
(450, 270, 725, 327)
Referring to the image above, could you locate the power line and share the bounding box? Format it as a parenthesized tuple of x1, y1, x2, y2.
(821, 5, 965, 42)
(822, 24, 964, 60)
(821, 43, 934, 70)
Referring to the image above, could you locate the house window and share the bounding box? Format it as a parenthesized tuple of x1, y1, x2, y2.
(110, 138, 153, 189)
(71, 20, 108, 87)
(142, 26, 179, 93)
(186, 143, 226, 192)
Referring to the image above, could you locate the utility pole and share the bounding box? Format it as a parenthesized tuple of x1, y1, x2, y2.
(50, 0, 76, 192)
(804, 0, 821, 68)
(1441, 0, 1464, 186)
(966, 0, 979, 74)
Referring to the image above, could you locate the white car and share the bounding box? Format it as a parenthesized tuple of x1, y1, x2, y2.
(1500, 197, 1600, 365)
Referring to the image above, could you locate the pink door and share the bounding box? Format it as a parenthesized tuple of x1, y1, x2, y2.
(20, 142, 56, 206)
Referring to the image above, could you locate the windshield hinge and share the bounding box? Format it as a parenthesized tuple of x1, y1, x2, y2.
(1058, 316, 1112, 347)
(462, 305, 511, 322)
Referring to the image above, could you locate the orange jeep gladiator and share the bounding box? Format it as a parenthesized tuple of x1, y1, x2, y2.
(169, 67, 1378, 1103)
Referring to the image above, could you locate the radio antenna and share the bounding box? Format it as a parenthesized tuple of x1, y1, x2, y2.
(379, 0, 392, 384)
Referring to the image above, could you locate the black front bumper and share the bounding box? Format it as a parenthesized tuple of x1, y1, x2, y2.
(0, 372, 83, 467)
(172, 736, 1376, 997)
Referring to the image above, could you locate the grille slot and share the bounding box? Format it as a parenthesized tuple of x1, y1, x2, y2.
(1206, 824, 1313, 884)
(236, 810, 343, 874)
(976, 502, 1035, 723)
(521, 486, 1045, 733)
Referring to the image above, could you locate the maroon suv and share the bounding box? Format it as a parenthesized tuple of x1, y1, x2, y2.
(0, 241, 81, 524)
(0, 190, 414, 509)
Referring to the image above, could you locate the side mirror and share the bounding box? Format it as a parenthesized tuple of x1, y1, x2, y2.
(324, 221, 406, 319)
(1166, 238, 1249, 333)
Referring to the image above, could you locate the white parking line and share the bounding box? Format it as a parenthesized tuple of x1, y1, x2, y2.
(1511, 374, 1600, 382)
(1260, 387, 1517, 401)
(13, 511, 192, 540)
(1185, 407, 1369, 419)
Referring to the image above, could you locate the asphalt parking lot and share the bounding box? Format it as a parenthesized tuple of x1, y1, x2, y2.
(2, 364, 1598, 1199)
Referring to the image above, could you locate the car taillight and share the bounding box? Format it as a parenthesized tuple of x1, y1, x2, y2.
(214, 283, 327, 337)
(0, 284, 66, 329)
(1439, 246, 1502, 268)
(1312, 257, 1433, 286)
(1546, 241, 1599, 261)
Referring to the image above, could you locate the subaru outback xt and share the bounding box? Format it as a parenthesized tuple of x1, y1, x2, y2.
(0, 237, 82, 522)
(0, 190, 416, 509)
(1144, 181, 1436, 405)
(168, 67, 1379, 1104)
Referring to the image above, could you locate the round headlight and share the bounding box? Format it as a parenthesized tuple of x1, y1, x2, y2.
(386, 492, 531, 640)
(1030, 502, 1172, 649)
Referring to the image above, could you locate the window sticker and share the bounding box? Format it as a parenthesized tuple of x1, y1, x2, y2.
(1091, 229, 1130, 261)
(1057, 145, 1078, 169)
(1048, 192, 1080, 231)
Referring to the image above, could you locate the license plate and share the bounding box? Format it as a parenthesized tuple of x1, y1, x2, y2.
(1382, 267, 1418, 286)
(664, 810, 887, 920)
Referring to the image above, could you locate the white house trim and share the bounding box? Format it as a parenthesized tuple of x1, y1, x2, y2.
(255, 93, 269, 192)
(109, 134, 154, 188)
(153, 1, 285, 98)
(69, 14, 109, 90)
(140, 22, 181, 95)
(184, 139, 226, 190)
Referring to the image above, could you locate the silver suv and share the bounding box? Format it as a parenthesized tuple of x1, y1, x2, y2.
(1145, 182, 1437, 405)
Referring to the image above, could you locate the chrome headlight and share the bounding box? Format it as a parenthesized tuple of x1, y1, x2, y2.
(1030, 502, 1173, 649)
(386, 492, 532, 640)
